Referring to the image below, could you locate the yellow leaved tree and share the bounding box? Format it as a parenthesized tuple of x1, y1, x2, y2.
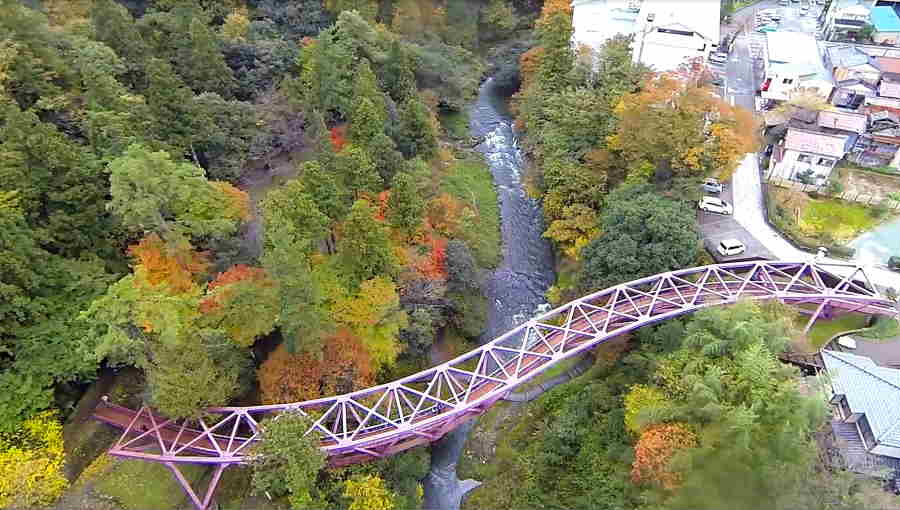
(0, 411, 68, 507)
(344, 475, 396, 510)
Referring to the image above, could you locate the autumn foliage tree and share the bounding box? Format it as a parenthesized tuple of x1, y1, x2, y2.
(258, 328, 374, 404)
(608, 76, 757, 182)
(631, 423, 697, 490)
(623, 384, 668, 434)
(331, 276, 408, 370)
(129, 234, 209, 294)
(415, 235, 448, 281)
(199, 265, 280, 347)
(344, 475, 397, 510)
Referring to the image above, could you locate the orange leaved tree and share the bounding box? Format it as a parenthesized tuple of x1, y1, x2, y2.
(631, 423, 697, 490)
(199, 265, 280, 347)
(129, 233, 209, 294)
(258, 328, 374, 404)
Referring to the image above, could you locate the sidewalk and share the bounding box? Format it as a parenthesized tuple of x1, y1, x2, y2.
(731, 154, 900, 292)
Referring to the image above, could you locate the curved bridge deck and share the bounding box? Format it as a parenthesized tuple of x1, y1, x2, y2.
(93, 261, 898, 509)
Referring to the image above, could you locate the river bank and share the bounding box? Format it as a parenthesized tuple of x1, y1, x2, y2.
(423, 76, 556, 509)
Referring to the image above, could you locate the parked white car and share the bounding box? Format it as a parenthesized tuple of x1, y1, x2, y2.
(708, 52, 728, 64)
(698, 196, 733, 215)
(716, 238, 746, 257)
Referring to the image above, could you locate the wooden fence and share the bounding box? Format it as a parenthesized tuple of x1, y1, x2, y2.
(767, 177, 900, 210)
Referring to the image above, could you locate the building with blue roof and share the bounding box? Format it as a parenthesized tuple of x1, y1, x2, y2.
(872, 5, 900, 45)
(823, 349, 900, 464)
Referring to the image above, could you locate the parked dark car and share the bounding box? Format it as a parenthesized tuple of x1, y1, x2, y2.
(889, 256, 900, 272)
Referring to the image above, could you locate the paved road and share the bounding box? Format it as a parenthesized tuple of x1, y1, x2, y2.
(732, 154, 900, 292)
(713, 2, 823, 109)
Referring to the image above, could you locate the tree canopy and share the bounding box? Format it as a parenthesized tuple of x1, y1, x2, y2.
(579, 185, 699, 291)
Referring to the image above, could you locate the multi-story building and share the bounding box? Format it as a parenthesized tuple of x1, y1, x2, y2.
(823, 0, 872, 41)
(761, 32, 835, 102)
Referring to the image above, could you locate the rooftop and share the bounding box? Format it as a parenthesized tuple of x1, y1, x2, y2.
(826, 45, 874, 69)
(823, 350, 900, 452)
(818, 109, 868, 134)
(876, 56, 900, 74)
(832, 89, 867, 109)
(571, 0, 640, 51)
(571, 0, 721, 71)
(784, 126, 853, 158)
(872, 5, 900, 33)
(767, 31, 820, 64)
(766, 32, 833, 85)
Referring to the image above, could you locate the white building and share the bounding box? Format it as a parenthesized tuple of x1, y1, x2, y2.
(768, 109, 865, 184)
(823, 0, 871, 41)
(761, 32, 835, 102)
(571, 0, 720, 72)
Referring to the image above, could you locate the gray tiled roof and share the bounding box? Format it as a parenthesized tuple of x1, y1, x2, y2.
(823, 350, 900, 449)
(828, 45, 873, 69)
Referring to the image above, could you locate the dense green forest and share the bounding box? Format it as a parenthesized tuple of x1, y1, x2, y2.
(0, 0, 529, 506)
(461, 301, 896, 510)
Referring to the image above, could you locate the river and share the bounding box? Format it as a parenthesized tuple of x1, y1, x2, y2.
(851, 216, 900, 266)
(422, 77, 556, 509)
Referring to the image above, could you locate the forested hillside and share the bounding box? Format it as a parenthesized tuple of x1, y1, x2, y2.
(4, 1, 897, 509)
(0, 0, 529, 507)
(455, 3, 897, 510)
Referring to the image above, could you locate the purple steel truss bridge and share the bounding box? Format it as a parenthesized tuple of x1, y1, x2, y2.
(94, 260, 898, 509)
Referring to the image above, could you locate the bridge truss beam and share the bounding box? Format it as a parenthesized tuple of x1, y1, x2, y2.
(93, 261, 898, 509)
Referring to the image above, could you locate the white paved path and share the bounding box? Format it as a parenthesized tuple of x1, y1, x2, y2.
(731, 154, 900, 293)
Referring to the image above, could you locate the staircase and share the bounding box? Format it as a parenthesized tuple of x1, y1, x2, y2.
(832, 421, 868, 457)
(778, 352, 823, 374)
(831, 421, 900, 478)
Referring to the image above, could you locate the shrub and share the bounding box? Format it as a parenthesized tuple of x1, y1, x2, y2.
(248, 411, 327, 509)
(631, 423, 697, 490)
(623, 385, 667, 434)
(0, 411, 68, 508)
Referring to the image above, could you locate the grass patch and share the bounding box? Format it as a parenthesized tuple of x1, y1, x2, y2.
(94, 459, 207, 510)
(766, 188, 884, 258)
(800, 200, 879, 242)
(442, 157, 501, 268)
(796, 313, 869, 349)
(439, 110, 471, 141)
(858, 316, 900, 341)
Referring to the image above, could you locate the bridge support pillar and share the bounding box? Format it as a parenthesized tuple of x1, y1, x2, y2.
(421, 420, 481, 510)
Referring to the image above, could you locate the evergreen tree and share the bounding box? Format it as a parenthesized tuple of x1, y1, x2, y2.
(387, 171, 425, 237)
(381, 40, 417, 103)
(293, 28, 354, 119)
(347, 59, 387, 146)
(260, 180, 331, 353)
(90, 0, 149, 88)
(337, 200, 399, 288)
(397, 96, 438, 159)
(178, 16, 236, 96)
(298, 160, 351, 223)
(144, 58, 198, 155)
(0, 105, 108, 256)
(333, 144, 382, 197)
(0, 3, 71, 109)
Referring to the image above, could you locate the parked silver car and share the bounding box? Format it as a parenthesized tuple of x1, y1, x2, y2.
(702, 178, 724, 193)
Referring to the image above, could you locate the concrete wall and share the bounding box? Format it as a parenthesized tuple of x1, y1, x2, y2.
(769, 149, 837, 183)
(871, 444, 900, 458)
(874, 30, 900, 45)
